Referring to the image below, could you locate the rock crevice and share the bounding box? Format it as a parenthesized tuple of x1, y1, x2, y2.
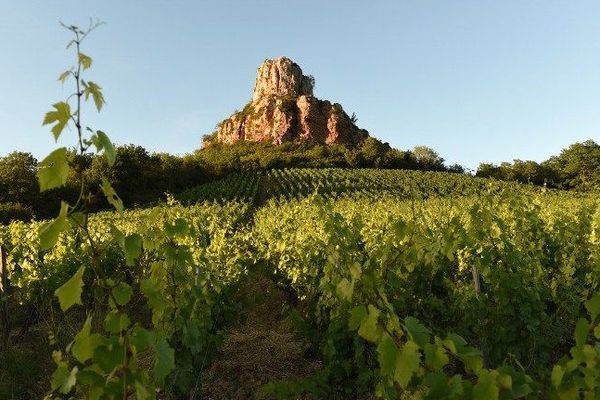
(216, 57, 368, 146)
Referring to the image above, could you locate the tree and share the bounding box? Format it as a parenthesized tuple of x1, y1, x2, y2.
(556, 140, 600, 190)
(412, 146, 445, 170)
(0, 152, 38, 207)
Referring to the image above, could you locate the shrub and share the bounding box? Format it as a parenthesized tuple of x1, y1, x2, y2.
(0, 203, 32, 224)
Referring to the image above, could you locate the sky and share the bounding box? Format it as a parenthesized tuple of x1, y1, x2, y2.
(0, 1, 599, 170)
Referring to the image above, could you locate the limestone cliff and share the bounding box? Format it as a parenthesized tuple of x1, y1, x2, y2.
(215, 57, 368, 146)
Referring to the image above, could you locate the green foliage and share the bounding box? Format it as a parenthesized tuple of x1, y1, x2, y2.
(42, 102, 71, 141)
(38, 201, 69, 250)
(89, 130, 115, 165)
(6, 15, 600, 400)
(82, 80, 105, 111)
(252, 187, 600, 397)
(477, 139, 600, 191)
(37, 148, 69, 191)
(0, 202, 32, 224)
(54, 265, 85, 311)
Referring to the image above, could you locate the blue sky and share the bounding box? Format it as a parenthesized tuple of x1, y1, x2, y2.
(1, 1, 599, 169)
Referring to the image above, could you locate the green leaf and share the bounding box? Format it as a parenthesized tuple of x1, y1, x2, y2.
(104, 310, 130, 333)
(39, 201, 70, 250)
(377, 334, 398, 375)
(71, 316, 104, 363)
(497, 373, 512, 390)
(511, 383, 532, 398)
(130, 326, 153, 352)
(79, 52, 92, 70)
(393, 340, 420, 388)
(90, 130, 115, 166)
(83, 80, 105, 111)
(100, 177, 124, 211)
(51, 364, 78, 394)
(358, 305, 381, 343)
(473, 370, 499, 400)
(112, 282, 133, 306)
(55, 266, 85, 311)
(575, 318, 590, 347)
(135, 382, 153, 400)
(336, 278, 353, 301)
(124, 234, 142, 266)
(43, 102, 71, 141)
(424, 343, 449, 370)
(551, 365, 564, 387)
(58, 70, 72, 84)
(585, 294, 600, 322)
(38, 147, 69, 191)
(349, 305, 368, 330)
(95, 337, 125, 373)
(154, 336, 175, 383)
(404, 317, 431, 347)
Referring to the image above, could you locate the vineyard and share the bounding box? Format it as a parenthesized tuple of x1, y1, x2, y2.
(2, 166, 600, 399)
(2, 21, 600, 400)
(177, 167, 542, 204)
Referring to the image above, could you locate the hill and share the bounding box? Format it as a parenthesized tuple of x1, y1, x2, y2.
(210, 57, 368, 146)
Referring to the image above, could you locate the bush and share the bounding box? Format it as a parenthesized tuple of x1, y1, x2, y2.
(0, 203, 32, 224)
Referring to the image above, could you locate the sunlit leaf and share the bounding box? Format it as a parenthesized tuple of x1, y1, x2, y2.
(79, 52, 92, 70)
(42, 102, 71, 140)
(83, 80, 105, 111)
(39, 201, 70, 250)
(393, 340, 420, 388)
(90, 130, 115, 165)
(58, 70, 72, 84)
(55, 265, 85, 311)
(38, 147, 70, 191)
(100, 177, 123, 211)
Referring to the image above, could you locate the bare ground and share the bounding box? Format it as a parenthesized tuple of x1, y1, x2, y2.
(198, 273, 320, 400)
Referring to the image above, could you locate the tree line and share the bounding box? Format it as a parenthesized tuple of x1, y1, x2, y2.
(476, 139, 600, 191)
(0, 137, 597, 223)
(0, 137, 456, 222)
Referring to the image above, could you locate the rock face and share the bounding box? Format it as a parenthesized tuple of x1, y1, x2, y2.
(215, 57, 368, 146)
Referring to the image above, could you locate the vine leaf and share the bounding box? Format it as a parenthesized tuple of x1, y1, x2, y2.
(55, 265, 86, 311)
(348, 305, 367, 330)
(39, 201, 70, 250)
(43, 102, 71, 141)
(100, 177, 123, 211)
(83, 81, 105, 111)
(358, 305, 382, 343)
(424, 342, 449, 370)
(551, 365, 564, 387)
(112, 282, 133, 306)
(38, 147, 70, 191)
(472, 370, 500, 400)
(336, 278, 353, 301)
(575, 318, 590, 347)
(90, 130, 115, 165)
(51, 364, 78, 394)
(404, 317, 431, 347)
(377, 334, 398, 375)
(71, 316, 104, 363)
(124, 234, 142, 266)
(78, 52, 92, 70)
(394, 340, 420, 388)
(58, 70, 72, 84)
(154, 336, 175, 383)
(585, 294, 600, 322)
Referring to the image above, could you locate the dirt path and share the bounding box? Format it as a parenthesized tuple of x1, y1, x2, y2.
(198, 272, 320, 400)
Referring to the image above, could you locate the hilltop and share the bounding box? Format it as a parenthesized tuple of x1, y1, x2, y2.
(212, 57, 368, 146)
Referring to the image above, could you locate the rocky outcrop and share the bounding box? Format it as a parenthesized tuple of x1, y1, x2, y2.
(251, 58, 314, 102)
(215, 57, 368, 146)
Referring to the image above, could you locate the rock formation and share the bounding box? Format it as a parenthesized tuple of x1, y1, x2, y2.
(214, 57, 368, 146)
